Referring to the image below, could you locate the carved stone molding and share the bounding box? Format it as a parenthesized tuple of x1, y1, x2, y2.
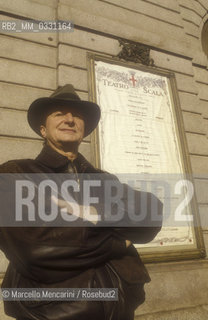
(117, 39, 154, 66)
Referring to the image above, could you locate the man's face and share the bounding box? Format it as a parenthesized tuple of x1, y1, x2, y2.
(40, 105, 85, 149)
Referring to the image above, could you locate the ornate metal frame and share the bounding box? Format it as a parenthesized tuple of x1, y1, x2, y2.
(117, 39, 154, 66)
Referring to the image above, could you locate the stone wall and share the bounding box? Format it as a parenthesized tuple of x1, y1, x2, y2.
(0, 0, 208, 319)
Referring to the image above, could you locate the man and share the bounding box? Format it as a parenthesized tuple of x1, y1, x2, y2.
(0, 84, 162, 320)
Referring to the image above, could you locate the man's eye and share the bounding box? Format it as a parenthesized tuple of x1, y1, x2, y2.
(73, 113, 83, 119)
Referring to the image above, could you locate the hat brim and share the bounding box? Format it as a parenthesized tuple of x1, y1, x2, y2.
(28, 97, 101, 137)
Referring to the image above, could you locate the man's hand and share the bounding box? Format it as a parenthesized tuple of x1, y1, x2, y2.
(125, 240, 132, 247)
(52, 196, 132, 245)
(51, 195, 99, 225)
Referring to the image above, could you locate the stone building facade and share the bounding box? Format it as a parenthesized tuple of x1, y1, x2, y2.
(0, 0, 208, 319)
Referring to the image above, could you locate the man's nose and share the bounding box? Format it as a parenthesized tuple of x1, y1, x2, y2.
(64, 112, 74, 123)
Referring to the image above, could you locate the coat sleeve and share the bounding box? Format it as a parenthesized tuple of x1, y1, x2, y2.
(113, 186, 163, 243)
(95, 172, 163, 244)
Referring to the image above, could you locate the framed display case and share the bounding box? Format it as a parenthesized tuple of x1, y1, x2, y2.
(87, 53, 205, 262)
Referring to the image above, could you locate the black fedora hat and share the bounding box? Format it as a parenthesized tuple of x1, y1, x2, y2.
(27, 84, 101, 137)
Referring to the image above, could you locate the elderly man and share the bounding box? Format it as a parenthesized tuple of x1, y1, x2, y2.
(0, 84, 162, 320)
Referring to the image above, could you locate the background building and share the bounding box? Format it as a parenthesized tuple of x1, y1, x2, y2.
(0, 0, 208, 319)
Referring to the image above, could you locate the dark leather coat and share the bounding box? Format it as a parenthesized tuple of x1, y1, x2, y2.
(0, 145, 162, 320)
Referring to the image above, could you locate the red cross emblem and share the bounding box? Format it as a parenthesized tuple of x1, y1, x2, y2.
(129, 74, 137, 87)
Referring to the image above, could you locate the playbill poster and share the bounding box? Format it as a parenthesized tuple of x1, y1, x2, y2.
(94, 60, 195, 252)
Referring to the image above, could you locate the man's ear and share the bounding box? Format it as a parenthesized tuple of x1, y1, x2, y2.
(40, 125, 46, 138)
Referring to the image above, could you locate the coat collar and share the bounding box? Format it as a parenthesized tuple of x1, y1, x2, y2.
(35, 144, 98, 173)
